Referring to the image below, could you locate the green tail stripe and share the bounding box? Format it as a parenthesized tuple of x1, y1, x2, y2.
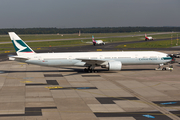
(12, 40, 33, 52)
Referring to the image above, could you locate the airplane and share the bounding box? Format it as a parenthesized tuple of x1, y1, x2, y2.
(145, 33, 154, 41)
(92, 35, 105, 46)
(8, 32, 172, 72)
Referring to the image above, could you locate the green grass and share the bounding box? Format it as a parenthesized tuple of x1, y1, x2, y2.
(27, 40, 87, 47)
(0, 32, 179, 54)
(0, 39, 89, 53)
(0, 32, 155, 42)
(116, 39, 179, 48)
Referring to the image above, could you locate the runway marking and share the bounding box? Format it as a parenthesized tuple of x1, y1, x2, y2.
(26, 80, 59, 86)
(107, 80, 180, 120)
(94, 112, 172, 120)
(19, 63, 26, 64)
(45, 86, 63, 89)
(20, 81, 33, 83)
(161, 102, 177, 105)
(45, 86, 97, 90)
(143, 114, 155, 118)
(153, 101, 180, 107)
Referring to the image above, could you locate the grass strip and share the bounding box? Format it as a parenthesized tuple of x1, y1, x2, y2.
(116, 39, 179, 48)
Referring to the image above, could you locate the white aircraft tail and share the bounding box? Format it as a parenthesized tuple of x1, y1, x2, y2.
(8, 32, 35, 56)
(92, 35, 95, 42)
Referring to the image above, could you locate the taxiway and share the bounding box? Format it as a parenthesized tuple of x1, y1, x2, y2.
(0, 59, 180, 120)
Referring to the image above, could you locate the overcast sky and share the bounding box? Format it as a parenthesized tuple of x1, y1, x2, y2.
(0, 0, 180, 28)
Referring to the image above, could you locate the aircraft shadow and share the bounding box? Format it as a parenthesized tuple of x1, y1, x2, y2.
(0, 68, 154, 76)
(0, 69, 154, 73)
(121, 69, 155, 71)
(0, 70, 72, 73)
(0, 68, 117, 76)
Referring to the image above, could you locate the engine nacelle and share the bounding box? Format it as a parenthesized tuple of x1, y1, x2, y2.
(102, 61, 122, 71)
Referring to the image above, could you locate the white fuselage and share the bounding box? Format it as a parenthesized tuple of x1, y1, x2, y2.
(147, 37, 153, 40)
(10, 51, 171, 67)
(95, 40, 104, 44)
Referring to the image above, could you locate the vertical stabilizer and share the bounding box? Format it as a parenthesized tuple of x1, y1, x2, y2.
(92, 35, 95, 42)
(145, 33, 147, 37)
(8, 32, 35, 56)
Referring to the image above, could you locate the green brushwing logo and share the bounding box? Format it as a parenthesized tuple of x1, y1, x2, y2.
(12, 40, 33, 52)
(161, 57, 172, 60)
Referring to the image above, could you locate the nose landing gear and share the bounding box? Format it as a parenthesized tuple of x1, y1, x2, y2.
(155, 64, 173, 71)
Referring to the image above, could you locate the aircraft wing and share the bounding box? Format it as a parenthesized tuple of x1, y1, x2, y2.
(81, 40, 92, 44)
(76, 58, 108, 65)
(85, 42, 93, 44)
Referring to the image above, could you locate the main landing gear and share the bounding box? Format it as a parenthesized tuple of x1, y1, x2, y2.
(84, 66, 98, 73)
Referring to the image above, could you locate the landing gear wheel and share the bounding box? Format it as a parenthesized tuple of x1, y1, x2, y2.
(84, 68, 97, 73)
(162, 67, 166, 70)
(84, 68, 88, 72)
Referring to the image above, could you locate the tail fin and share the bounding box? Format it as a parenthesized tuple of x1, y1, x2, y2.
(145, 33, 147, 37)
(92, 35, 95, 42)
(8, 32, 35, 56)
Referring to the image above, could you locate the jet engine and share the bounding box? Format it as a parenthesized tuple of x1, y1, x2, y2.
(101, 61, 122, 71)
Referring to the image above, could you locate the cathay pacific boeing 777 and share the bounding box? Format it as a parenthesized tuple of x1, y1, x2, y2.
(8, 32, 172, 72)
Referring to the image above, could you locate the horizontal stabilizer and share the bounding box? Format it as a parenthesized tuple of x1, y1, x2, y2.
(9, 56, 30, 60)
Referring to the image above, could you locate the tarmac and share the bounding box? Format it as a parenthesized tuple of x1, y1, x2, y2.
(0, 40, 180, 120)
(0, 53, 180, 120)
